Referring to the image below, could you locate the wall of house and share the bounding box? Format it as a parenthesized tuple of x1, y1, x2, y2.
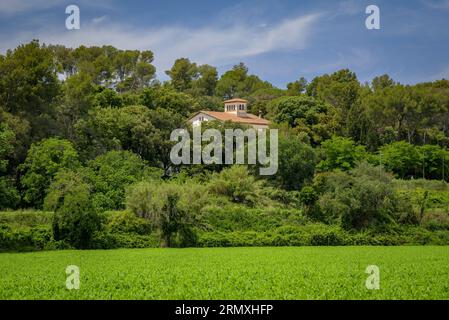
(190, 113, 216, 126)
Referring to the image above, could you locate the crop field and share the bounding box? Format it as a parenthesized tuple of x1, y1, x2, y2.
(1, 247, 449, 300)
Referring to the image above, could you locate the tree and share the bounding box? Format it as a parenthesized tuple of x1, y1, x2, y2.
(318, 136, 367, 172)
(316, 162, 407, 230)
(56, 71, 96, 139)
(307, 69, 360, 112)
(307, 69, 360, 134)
(193, 64, 218, 96)
(20, 138, 80, 207)
(268, 95, 341, 145)
(83, 150, 162, 211)
(0, 40, 60, 140)
(215, 63, 272, 99)
(74, 105, 158, 161)
(0, 123, 14, 173)
(147, 108, 185, 175)
(0, 123, 20, 209)
(247, 87, 286, 117)
(165, 58, 198, 92)
(267, 134, 316, 190)
(372, 74, 395, 91)
(418, 144, 449, 180)
(45, 170, 100, 249)
(0, 109, 31, 169)
(126, 181, 206, 247)
(380, 141, 420, 179)
(140, 86, 195, 116)
(287, 77, 307, 95)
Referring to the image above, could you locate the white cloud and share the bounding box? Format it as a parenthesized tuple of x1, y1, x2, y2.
(0, 12, 321, 76)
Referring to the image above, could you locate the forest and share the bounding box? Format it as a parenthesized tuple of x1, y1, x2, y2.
(1, 40, 449, 251)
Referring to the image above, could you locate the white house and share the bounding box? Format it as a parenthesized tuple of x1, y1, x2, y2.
(189, 98, 271, 130)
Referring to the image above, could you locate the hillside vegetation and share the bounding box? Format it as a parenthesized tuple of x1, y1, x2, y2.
(1, 41, 449, 250)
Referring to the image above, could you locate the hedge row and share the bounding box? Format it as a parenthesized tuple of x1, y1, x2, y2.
(197, 225, 449, 247)
(2, 223, 449, 252)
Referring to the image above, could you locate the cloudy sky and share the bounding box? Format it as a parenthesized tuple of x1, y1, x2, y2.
(0, 0, 448, 87)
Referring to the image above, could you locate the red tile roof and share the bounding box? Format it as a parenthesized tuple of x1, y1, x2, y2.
(193, 111, 271, 126)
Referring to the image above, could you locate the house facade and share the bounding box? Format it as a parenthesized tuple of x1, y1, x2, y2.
(189, 98, 271, 130)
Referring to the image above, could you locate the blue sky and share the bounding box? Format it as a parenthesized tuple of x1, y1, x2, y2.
(0, 0, 448, 88)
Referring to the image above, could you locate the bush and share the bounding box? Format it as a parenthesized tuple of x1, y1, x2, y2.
(106, 210, 152, 235)
(316, 162, 409, 230)
(126, 180, 207, 247)
(0, 224, 53, 251)
(46, 170, 100, 249)
(0, 211, 53, 228)
(208, 166, 266, 206)
(91, 231, 159, 249)
(201, 205, 305, 232)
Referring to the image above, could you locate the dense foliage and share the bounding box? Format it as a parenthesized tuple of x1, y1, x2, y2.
(1, 40, 449, 250)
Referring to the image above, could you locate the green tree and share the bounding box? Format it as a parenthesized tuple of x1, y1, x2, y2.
(140, 86, 195, 116)
(0, 123, 20, 209)
(193, 64, 218, 96)
(126, 181, 206, 247)
(215, 63, 272, 99)
(307, 69, 360, 133)
(287, 77, 307, 95)
(316, 162, 406, 230)
(165, 58, 198, 92)
(83, 150, 162, 211)
(269, 95, 341, 144)
(20, 138, 80, 207)
(318, 136, 367, 172)
(268, 134, 316, 190)
(0, 40, 60, 140)
(56, 71, 96, 139)
(380, 141, 420, 179)
(45, 170, 100, 249)
(372, 74, 395, 91)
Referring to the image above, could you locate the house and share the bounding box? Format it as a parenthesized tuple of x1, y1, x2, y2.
(189, 98, 271, 130)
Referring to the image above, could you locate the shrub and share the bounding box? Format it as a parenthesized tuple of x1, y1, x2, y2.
(106, 210, 152, 235)
(46, 170, 100, 249)
(316, 162, 407, 230)
(208, 166, 266, 206)
(91, 231, 159, 249)
(0, 224, 53, 251)
(126, 180, 206, 247)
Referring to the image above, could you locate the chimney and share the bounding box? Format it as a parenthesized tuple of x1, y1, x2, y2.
(259, 110, 262, 119)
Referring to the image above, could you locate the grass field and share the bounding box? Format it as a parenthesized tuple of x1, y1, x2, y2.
(1, 247, 449, 300)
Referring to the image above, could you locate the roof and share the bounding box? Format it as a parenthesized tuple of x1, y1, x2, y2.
(191, 111, 271, 126)
(223, 98, 249, 104)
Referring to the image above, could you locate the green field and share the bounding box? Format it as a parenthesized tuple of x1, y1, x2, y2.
(1, 247, 449, 300)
